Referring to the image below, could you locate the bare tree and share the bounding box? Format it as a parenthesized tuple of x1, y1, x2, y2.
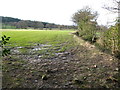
(103, 0, 120, 13)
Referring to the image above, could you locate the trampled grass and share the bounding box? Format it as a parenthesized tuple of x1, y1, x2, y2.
(2, 29, 75, 47)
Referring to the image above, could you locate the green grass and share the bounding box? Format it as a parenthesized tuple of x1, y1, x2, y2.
(2, 29, 76, 88)
(2, 29, 77, 88)
(2, 29, 76, 57)
(2, 30, 74, 47)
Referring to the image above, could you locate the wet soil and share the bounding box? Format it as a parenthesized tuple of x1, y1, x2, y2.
(2, 35, 119, 88)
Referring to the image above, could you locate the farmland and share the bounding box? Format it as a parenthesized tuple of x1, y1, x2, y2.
(2, 29, 75, 46)
(1, 29, 119, 88)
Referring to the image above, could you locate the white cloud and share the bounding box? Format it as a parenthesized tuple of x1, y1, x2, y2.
(0, 0, 118, 25)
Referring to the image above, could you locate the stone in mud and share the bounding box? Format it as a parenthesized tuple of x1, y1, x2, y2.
(38, 55, 42, 58)
(42, 74, 48, 80)
(35, 80, 38, 83)
(62, 57, 67, 60)
(65, 82, 73, 86)
(64, 52, 69, 55)
(73, 78, 84, 84)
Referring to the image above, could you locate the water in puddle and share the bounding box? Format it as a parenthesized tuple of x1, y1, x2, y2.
(33, 48, 42, 51)
(55, 53, 63, 56)
(12, 50, 20, 53)
(14, 44, 70, 60)
(32, 47, 48, 51)
(17, 47, 23, 49)
(32, 44, 52, 51)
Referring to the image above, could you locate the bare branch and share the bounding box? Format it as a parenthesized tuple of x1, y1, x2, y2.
(103, 0, 120, 13)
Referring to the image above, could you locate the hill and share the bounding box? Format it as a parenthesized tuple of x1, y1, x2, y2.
(0, 16, 77, 29)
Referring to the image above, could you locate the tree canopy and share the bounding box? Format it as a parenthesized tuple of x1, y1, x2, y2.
(72, 6, 98, 42)
(1, 16, 77, 30)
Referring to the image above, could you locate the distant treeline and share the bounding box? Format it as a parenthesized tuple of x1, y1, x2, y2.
(1, 16, 77, 30)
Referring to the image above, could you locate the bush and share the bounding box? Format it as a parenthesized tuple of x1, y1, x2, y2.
(103, 24, 120, 57)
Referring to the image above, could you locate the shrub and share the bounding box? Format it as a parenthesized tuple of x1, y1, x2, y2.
(103, 24, 120, 57)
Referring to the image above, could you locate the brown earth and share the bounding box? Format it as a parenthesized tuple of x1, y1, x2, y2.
(2, 35, 119, 88)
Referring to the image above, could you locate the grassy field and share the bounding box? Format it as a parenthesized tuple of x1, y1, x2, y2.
(2, 29, 75, 46)
(2, 29, 77, 88)
(1, 29, 119, 88)
(2, 29, 76, 58)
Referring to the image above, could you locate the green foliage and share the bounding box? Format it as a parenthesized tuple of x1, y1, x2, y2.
(103, 24, 120, 57)
(1, 35, 11, 56)
(72, 6, 98, 25)
(72, 6, 98, 42)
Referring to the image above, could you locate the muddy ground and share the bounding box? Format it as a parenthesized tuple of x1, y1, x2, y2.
(2, 35, 120, 88)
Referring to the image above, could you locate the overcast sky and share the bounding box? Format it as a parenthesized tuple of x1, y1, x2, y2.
(0, 0, 118, 26)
